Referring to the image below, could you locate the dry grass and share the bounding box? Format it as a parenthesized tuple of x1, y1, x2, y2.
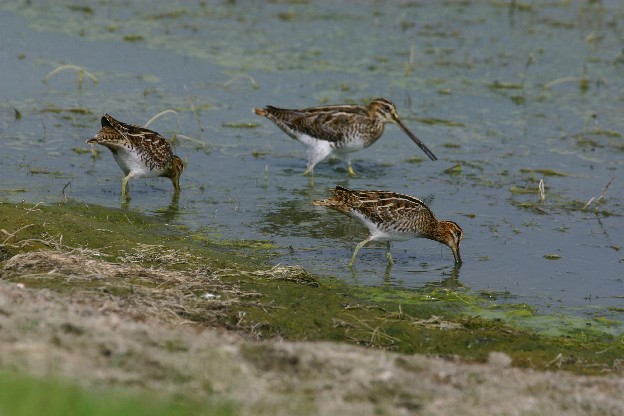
(2, 248, 256, 327)
(227, 264, 318, 287)
(116, 243, 204, 266)
(1, 244, 317, 331)
(0, 216, 315, 330)
(1, 222, 61, 251)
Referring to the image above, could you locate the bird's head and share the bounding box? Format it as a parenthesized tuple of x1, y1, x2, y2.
(368, 98, 437, 161)
(168, 156, 185, 192)
(437, 221, 464, 265)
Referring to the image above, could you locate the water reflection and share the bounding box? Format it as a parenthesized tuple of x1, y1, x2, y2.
(122, 188, 181, 222)
(349, 263, 394, 286)
(426, 264, 465, 289)
(348, 261, 465, 290)
(157, 192, 181, 222)
(257, 187, 345, 239)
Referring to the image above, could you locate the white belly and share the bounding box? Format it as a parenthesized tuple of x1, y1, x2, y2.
(351, 211, 418, 242)
(296, 133, 365, 153)
(297, 133, 327, 148)
(334, 137, 367, 153)
(112, 151, 162, 178)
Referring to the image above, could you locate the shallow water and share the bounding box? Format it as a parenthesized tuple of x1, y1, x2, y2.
(0, 1, 622, 322)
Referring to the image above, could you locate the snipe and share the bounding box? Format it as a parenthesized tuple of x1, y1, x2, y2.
(86, 113, 184, 200)
(313, 186, 463, 267)
(253, 98, 436, 176)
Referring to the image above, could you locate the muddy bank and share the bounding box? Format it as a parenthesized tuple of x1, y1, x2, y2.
(1, 272, 623, 416)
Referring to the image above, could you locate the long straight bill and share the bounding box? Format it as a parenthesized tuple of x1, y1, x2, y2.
(452, 245, 462, 265)
(395, 118, 437, 161)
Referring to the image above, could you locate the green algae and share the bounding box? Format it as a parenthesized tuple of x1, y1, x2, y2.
(123, 34, 144, 42)
(520, 168, 573, 177)
(39, 106, 93, 115)
(416, 118, 465, 127)
(404, 156, 425, 164)
(221, 122, 261, 129)
(234, 278, 624, 372)
(488, 81, 523, 90)
(0, 201, 623, 375)
(0, 201, 268, 269)
(443, 164, 462, 175)
(27, 169, 73, 178)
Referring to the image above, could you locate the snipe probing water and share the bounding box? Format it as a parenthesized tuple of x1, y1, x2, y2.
(313, 186, 463, 267)
(253, 98, 436, 176)
(86, 113, 184, 200)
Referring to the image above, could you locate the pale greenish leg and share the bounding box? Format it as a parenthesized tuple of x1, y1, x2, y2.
(348, 236, 373, 268)
(171, 177, 180, 193)
(385, 242, 394, 265)
(383, 263, 392, 282)
(347, 164, 356, 177)
(303, 164, 315, 187)
(347, 157, 356, 177)
(121, 174, 132, 201)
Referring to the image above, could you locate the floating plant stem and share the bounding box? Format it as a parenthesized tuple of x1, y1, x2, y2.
(544, 63, 589, 91)
(583, 175, 615, 210)
(43, 64, 98, 89)
(187, 95, 204, 132)
(520, 53, 533, 86)
(145, 109, 180, 131)
(223, 73, 259, 89)
(404, 44, 416, 75)
(62, 180, 72, 203)
(544, 76, 579, 89)
(582, 197, 595, 210)
(597, 175, 615, 202)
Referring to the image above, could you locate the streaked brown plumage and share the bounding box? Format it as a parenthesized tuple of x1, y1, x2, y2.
(253, 98, 436, 176)
(86, 113, 184, 200)
(313, 186, 463, 267)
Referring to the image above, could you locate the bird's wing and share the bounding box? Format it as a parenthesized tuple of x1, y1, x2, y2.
(263, 105, 368, 143)
(343, 188, 435, 225)
(102, 114, 174, 166)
